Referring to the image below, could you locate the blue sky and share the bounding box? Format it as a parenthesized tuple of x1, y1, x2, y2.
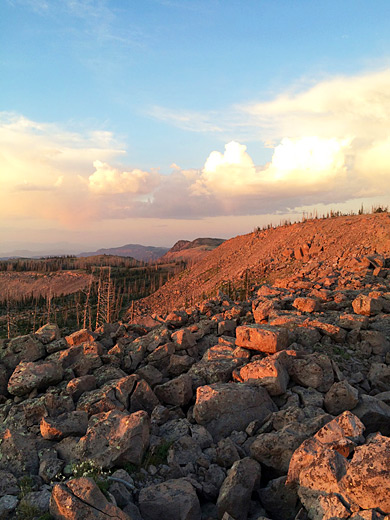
(1, 0, 390, 251)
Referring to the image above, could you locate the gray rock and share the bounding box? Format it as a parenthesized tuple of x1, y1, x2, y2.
(139, 478, 201, 520)
(193, 383, 277, 441)
(217, 457, 261, 520)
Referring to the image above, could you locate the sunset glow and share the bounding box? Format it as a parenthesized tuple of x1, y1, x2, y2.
(1, 1, 390, 253)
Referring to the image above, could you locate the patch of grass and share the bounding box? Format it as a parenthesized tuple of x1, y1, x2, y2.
(18, 475, 35, 499)
(143, 441, 172, 468)
(332, 345, 351, 360)
(16, 503, 44, 520)
(123, 440, 173, 479)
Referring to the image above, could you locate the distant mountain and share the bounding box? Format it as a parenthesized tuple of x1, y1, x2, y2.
(160, 237, 225, 264)
(78, 243, 169, 262)
(0, 248, 73, 260)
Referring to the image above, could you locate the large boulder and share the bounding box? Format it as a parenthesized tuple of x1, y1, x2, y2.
(324, 381, 359, 415)
(289, 353, 334, 392)
(193, 383, 276, 441)
(77, 409, 150, 469)
(235, 325, 289, 353)
(352, 295, 383, 316)
(352, 394, 390, 436)
(50, 477, 130, 519)
(217, 457, 261, 520)
(0, 429, 39, 477)
(0, 334, 45, 371)
(139, 478, 201, 520)
(154, 374, 193, 406)
(340, 433, 390, 513)
(40, 411, 89, 440)
(7, 360, 63, 396)
(233, 357, 289, 396)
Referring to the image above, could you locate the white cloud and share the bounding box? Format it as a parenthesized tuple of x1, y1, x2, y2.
(88, 160, 160, 195)
(3, 68, 390, 229)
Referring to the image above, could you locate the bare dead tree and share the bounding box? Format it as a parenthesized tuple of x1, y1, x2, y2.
(83, 275, 93, 329)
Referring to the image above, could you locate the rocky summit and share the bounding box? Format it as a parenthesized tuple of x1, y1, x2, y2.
(1, 217, 390, 519)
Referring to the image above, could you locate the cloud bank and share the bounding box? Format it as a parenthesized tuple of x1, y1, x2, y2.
(2, 69, 390, 228)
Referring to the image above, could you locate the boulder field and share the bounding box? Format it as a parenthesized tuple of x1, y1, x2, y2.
(0, 253, 390, 519)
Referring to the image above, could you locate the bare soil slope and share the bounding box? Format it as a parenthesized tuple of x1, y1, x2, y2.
(0, 271, 91, 301)
(130, 213, 390, 316)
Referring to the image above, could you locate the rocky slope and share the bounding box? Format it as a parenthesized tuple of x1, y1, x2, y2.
(0, 243, 390, 519)
(131, 213, 390, 317)
(159, 238, 226, 265)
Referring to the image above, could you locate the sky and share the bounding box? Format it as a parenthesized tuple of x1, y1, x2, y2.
(1, 0, 390, 253)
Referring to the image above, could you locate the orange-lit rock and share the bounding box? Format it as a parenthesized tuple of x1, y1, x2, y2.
(235, 324, 289, 353)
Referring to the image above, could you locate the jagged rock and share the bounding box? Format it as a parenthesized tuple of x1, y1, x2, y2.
(34, 323, 61, 345)
(368, 362, 390, 391)
(189, 357, 241, 387)
(250, 427, 308, 474)
(292, 297, 320, 313)
(252, 299, 280, 323)
(39, 454, 65, 483)
(0, 495, 18, 518)
(48, 341, 103, 377)
(136, 364, 163, 386)
(193, 383, 277, 441)
(324, 380, 359, 415)
(40, 411, 88, 440)
(76, 374, 158, 417)
(217, 457, 261, 520)
(167, 435, 202, 468)
(216, 437, 240, 468)
(167, 353, 195, 376)
(154, 373, 193, 406)
(93, 365, 127, 386)
(0, 334, 45, 371)
(235, 325, 289, 353)
(139, 478, 201, 520)
(337, 313, 369, 330)
(0, 429, 38, 477)
(77, 409, 150, 469)
(108, 469, 134, 508)
(340, 433, 390, 513)
(50, 477, 131, 519)
(65, 329, 97, 347)
(352, 294, 383, 316)
(233, 357, 289, 396)
(19, 489, 51, 517)
(217, 319, 237, 336)
(361, 330, 390, 355)
(352, 394, 390, 435)
(258, 476, 298, 520)
(0, 471, 19, 497)
(147, 342, 175, 371)
(304, 319, 347, 343)
(165, 310, 188, 328)
(298, 489, 351, 520)
(289, 352, 334, 392)
(171, 328, 196, 351)
(66, 374, 97, 401)
(7, 359, 63, 396)
(292, 386, 324, 408)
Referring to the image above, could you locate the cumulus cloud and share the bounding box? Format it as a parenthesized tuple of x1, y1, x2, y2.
(3, 69, 390, 230)
(88, 160, 160, 195)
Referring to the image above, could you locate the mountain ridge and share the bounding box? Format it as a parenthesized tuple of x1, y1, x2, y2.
(130, 213, 390, 317)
